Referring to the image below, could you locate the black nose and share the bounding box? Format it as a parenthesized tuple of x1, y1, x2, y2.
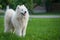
(25, 11, 26, 13)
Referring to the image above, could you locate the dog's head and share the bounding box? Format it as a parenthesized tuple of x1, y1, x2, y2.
(16, 5, 28, 16)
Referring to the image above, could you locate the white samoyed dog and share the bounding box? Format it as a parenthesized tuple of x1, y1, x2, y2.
(4, 5, 29, 37)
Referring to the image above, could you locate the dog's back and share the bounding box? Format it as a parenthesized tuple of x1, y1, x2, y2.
(5, 5, 15, 17)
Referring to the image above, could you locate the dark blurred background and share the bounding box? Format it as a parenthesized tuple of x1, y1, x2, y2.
(0, 0, 60, 14)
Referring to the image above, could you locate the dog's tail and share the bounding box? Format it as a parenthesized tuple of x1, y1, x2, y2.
(6, 5, 9, 10)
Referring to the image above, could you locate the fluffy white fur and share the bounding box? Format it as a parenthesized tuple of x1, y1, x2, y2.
(4, 5, 29, 37)
(4, 6, 15, 32)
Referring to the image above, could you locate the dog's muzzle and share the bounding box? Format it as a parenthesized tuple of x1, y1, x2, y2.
(21, 11, 26, 16)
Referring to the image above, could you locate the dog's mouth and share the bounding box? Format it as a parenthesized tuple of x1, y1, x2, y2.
(21, 11, 26, 16)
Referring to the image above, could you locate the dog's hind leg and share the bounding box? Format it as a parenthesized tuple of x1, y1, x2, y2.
(4, 23, 11, 32)
(4, 18, 12, 32)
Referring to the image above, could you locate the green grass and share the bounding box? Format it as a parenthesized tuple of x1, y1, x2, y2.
(0, 17, 60, 40)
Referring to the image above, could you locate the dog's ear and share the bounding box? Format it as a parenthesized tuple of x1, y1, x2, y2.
(16, 5, 20, 12)
(22, 5, 25, 6)
(21, 5, 25, 7)
(17, 5, 20, 9)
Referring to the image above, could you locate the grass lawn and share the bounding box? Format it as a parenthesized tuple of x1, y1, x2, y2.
(0, 17, 60, 40)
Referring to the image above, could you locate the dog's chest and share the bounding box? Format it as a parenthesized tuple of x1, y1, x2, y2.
(17, 16, 26, 23)
(16, 17, 26, 27)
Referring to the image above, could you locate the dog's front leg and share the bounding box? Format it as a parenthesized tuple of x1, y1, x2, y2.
(22, 22, 28, 37)
(15, 27, 22, 37)
(22, 27, 26, 37)
(22, 20, 29, 37)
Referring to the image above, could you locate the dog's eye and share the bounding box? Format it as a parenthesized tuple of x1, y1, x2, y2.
(21, 9, 23, 11)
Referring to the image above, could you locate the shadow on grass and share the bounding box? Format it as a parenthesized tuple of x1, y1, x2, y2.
(0, 32, 35, 40)
(0, 32, 21, 40)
